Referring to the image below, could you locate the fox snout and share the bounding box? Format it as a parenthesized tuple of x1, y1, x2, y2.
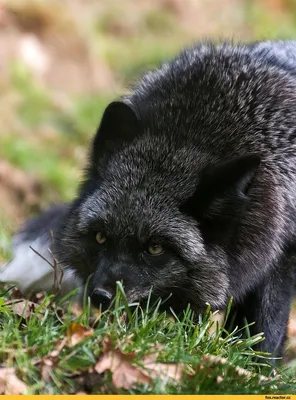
(88, 261, 146, 310)
(90, 287, 114, 311)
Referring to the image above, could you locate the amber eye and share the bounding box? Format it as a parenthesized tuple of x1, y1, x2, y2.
(147, 244, 164, 255)
(96, 232, 106, 244)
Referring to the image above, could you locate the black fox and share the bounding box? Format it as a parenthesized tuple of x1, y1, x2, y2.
(4, 41, 296, 357)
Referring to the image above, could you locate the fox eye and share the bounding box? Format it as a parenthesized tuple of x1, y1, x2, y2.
(147, 244, 164, 256)
(96, 232, 107, 244)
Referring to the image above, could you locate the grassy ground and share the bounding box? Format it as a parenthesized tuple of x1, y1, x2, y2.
(0, 287, 295, 395)
(1, 0, 296, 394)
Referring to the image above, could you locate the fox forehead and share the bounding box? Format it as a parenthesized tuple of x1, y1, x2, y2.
(77, 168, 200, 234)
(77, 185, 175, 232)
(76, 185, 205, 260)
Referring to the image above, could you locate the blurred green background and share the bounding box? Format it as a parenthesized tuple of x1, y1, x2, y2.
(0, 0, 295, 245)
(1, 0, 296, 237)
(0, 0, 295, 359)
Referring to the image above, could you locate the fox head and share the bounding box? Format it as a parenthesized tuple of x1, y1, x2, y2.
(56, 99, 260, 313)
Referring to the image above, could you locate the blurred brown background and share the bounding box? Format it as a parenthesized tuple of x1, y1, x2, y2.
(1, 0, 296, 229)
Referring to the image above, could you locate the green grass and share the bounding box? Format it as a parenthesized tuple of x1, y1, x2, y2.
(0, 286, 295, 394)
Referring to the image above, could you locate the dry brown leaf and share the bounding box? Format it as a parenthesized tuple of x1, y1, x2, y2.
(198, 354, 271, 383)
(34, 337, 67, 383)
(0, 368, 27, 394)
(8, 300, 42, 319)
(67, 323, 94, 347)
(41, 359, 53, 383)
(95, 350, 151, 389)
(33, 337, 67, 366)
(49, 337, 67, 358)
(141, 352, 184, 384)
(95, 340, 184, 391)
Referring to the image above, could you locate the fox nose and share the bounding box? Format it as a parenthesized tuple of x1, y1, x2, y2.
(91, 288, 113, 311)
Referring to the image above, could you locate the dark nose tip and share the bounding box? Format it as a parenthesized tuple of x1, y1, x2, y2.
(91, 288, 113, 311)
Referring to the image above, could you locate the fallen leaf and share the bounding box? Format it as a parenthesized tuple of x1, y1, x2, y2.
(0, 368, 27, 394)
(197, 354, 271, 383)
(95, 350, 151, 389)
(95, 339, 184, 390)
(67, 323, 94, 347)
(141, 352, 184, 385)
(41, 359, 53, 383)
(7, 300, 42, 319)
(33, 337, 67, 383)
(33, 337, 67, 366)
(49, 337, 67, 358)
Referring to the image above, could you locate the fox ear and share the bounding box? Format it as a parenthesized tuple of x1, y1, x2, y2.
(198, 154, 261, 202)
(91, 100, 141, 165)
(181, 154, 261, 241)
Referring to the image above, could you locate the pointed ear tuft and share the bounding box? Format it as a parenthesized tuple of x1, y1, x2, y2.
(91, 100, 141, 165)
